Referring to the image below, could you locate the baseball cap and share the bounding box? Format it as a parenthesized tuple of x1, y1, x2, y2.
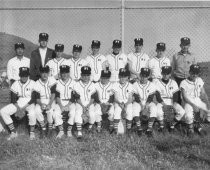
(73, 44, 82, 52)
(81, 66, 91, 75)
(140, 68, 150, 77)
(39, 33, 49, 41)
(189, 64, 200, 75)
(113, 40, 122, 48)
(161, 66, 172, 75)
(181, 37, 190, 46)
(15, 42, 25, 50)
(19, 67, 29, 77)
(60, 65, 70, 74)
(134, 38, 143, 46)
(101, 70, 111, 78)
(119, 68, 130, 77)
(156, 42, 166, 51)
(91, 40, 101, 48)
(39, 65, 50, 73)
(55, 44, 64, 52)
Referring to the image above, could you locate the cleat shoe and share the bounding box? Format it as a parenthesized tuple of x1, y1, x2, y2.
(137, 129, 143, 137)
(145, 129, 153, 137)
(67, 130, 73, 137)
(7, 132, 18, 141)
(77, 131, 83, 139)
(188, 129, 194, 138)
(56, 131, 64, 139)
(29, 132, 35, 140)
(47, 129, 53, 138)
(158, 127, 165, 134)
(96, 126, 101, 133)
(127, 129, 132, 136)
(169, 126, 175, 133)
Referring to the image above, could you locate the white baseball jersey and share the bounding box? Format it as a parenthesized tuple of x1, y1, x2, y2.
(133, 81, 157, 105)
(46, 58, 67, 79)
(127, 52, 150, 74)
(180, 77, 204, 99)
(34, 77, 57, 104)
(155, 79, 179, 105)
(7, 56, 30, 81)
(86, 54, 107, 82)
(95, 82, 114, 103)
(148, 56, 171, 79)
(74, 80, 96, 107)
(112, 82, 133, 103)
(10, 79, 35, 108)
(56, 78, 76, 106)
(106, 53, 127, 82)
(63, 58, 87, 80)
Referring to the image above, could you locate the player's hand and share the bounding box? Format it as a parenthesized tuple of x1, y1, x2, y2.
(41, 104, 47, 110)
(45, 104, 51, 111)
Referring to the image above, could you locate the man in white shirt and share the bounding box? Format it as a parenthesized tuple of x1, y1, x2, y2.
(127, 38, 150, 83)
(106, 40, 128, 82)
(148, 43, 171, 82)
(7, 42, 30, 85)
(86, 40, 108, 82)
(63, 45, 87, 81)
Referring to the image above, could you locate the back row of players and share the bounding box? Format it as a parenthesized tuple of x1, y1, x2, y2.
(1, 33, 210, 140)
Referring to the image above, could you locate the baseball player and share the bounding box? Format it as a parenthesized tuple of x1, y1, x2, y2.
(94, 70, 114, 132)
(63, 45, 87, 81)
(34, 66, 63, 138)
(110, 68, 140, 135)
(73, 66, 101, 138)
(0, 67, 36, 140)
(7, 42, 30, 85)
(133, 68, 165, 136)
(46, 44, 66, 80)
(127, 38, 150, 82)
(155, 66, 185, 132)
(148, 43, 171, 82)
(106, 40, 128, 82)
(86, 40, 108, 82)
(180, 64, 210, 136)
(56, 65, 77, 137)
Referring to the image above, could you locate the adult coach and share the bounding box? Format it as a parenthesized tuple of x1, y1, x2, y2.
(171, 37, 196, 86)
(30, 33, 55, 81)
(7, 42, 30, 85)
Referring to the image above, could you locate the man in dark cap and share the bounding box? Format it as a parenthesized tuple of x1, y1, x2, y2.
(46, 44, 67, 80)
(154, 66, 185, 132)
(171, 37, 197, 104)
(127, 38, 150, 82)
(0, 67, 37, 140)
(148, 42, 171, 82)
(7, 42, 30, 85)
(106, 40, 128, 82)
(86, 40, 108, 82)
(63, 44, 87, 81)
(180, 64, 210, 137)
(30, 33, 55, 81)
(73, 66, 101, 138)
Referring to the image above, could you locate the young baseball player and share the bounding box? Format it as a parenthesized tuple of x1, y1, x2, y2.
(127, 38, 150, 82)
(7, 43, 30, 85)
(46, 44, 66, 80)
(180, 64, 210, 136)
(0, 67, 36, 140)
(34, 66, 63, 138)
(148, 43, 171, 82)
(110, 68, 140, 135)
(94, 70, 114, 132)
(155, 66, 185, 132)
(56, 65, 77, 138)
(63, 45, 87, 81)
(86, 40, 108, 82)
(133, 68, 165, 136)
(73, 66, 101, 138)
(106, 40, 128, 82)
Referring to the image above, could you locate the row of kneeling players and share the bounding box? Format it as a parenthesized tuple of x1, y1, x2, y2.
(0, 64, 210, 140)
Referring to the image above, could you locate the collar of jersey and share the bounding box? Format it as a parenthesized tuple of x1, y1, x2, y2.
(39, 78, 49, 85)
(91, 54, 100, 59)
(154, 56, 165, 61)
(79, 80, 91, 88)
(53, 58, 64, 63)
(178, 51, 191, 55)
(18, 79, 30, 86)
(15, 56, 26, 60)
(119, 81, 129, 88)
(138, 80, 150, 88)
(59, 78, 72, 85)
(99, 82, 110, 88)
(71, 57, 81, 62)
